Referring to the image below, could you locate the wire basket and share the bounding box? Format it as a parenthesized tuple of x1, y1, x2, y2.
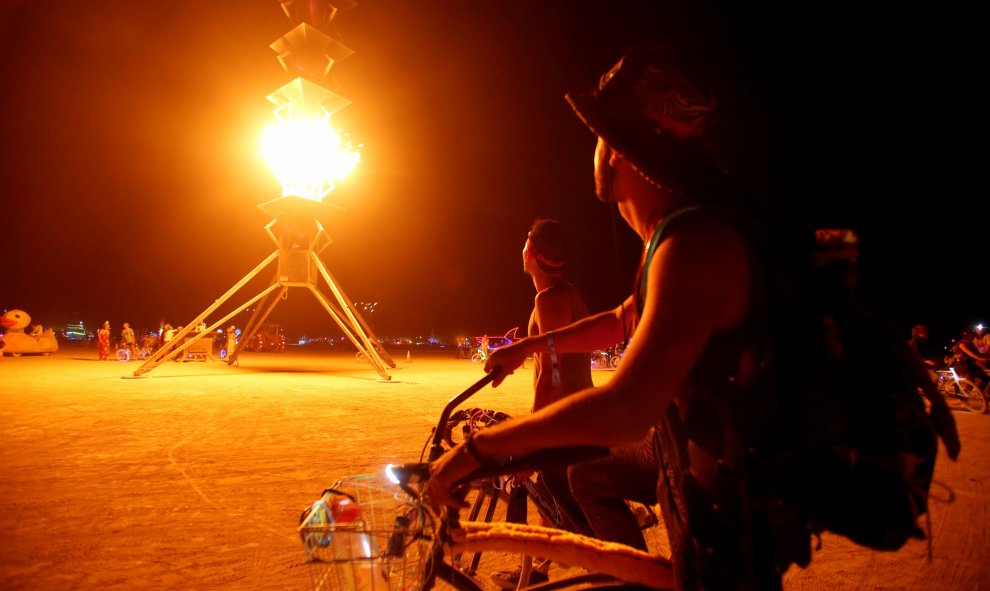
(299, 473, 431, 591)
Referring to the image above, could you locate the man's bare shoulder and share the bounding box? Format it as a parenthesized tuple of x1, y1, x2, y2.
(534, 283, 577, 306)
(534, 283, 581, 330)
(647, 212, 752, 329)
(660, 212, 751, 267)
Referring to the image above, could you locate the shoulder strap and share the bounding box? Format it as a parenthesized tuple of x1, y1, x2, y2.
(636, 205, 714, 315)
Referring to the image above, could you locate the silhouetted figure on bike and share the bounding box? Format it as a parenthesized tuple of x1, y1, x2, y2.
(429, 43, 806, 591)
(949, 330, 990, 389)
(908, 324, 940, 369)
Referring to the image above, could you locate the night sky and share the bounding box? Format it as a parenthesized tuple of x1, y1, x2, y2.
(0, 1, 982, 347)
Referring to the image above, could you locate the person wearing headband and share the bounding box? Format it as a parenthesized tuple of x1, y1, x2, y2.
(523, 219, 594, 411)
(492, 218, 596, 589)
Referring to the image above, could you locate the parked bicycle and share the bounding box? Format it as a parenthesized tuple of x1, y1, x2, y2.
(115, 337, 156, 362)
(934, 366, 988, 414)
(590, 343, 625, 370)
(590, 350, 612, 370)
(298, 371, 672, 591)
(470, 346, 489, 365)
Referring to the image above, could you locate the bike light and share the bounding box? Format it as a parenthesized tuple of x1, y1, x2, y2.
(385, 464, 399, 484)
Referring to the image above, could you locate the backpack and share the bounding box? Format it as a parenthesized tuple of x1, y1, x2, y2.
(784, 226, 961, 550)
(639, 205, 961, 557)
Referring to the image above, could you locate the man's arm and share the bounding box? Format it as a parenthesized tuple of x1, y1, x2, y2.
(485, 296, 634, 385)
(432, 217, 751, 507)
(531, 287, 586, 409)
(960, 341, 990, 362)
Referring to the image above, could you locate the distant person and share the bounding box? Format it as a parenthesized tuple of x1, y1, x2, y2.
(97, 321, 111, 361)
(950, 330, 990, 388)
(494, 219, 596, 589)
(908, 324, 939, 369)
(120, 322, 136, 360)
(225, 325, 237, 358)
(976, 326, 990, 355)
(162, 324, 175, 346)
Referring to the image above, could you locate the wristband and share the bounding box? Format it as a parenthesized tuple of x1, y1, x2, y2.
(546, 331, 561, 388)
(464, 431, 487, 463)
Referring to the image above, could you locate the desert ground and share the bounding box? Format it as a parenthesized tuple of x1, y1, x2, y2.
(1, 345, 986, 591)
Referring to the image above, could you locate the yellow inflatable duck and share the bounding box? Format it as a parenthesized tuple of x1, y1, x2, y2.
(0, 309, 59, 356)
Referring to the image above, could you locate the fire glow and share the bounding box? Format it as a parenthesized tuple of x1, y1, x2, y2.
(261, 115, 359, 202)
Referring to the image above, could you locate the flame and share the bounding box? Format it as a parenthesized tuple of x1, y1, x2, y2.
(261, 115, 360, 201)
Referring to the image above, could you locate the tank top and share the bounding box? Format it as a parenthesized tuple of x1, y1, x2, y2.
(638, 206, 805, 591)
(529, 282, 594, 411)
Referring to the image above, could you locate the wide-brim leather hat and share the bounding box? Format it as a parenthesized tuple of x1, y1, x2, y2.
(565, 42, 728, 191)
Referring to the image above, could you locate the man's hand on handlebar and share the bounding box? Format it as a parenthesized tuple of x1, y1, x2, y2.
(426, 439, 481, 511)
(484, 341, 529, 386)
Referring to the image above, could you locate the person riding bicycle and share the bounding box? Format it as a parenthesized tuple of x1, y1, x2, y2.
(493, 219, 596, 588)
(949, 330, 990, 389)
(428, 43, 808, 591)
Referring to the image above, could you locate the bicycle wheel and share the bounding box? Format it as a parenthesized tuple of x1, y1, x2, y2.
(355, 351, 367, 362)
(116, 348, 130, 362)
(956, 379, 988, 413)
(609, 354, 620, 369)
(471, 352, 484, 364)
(935, 374, 955, 397)
(138, 347, 151, 360)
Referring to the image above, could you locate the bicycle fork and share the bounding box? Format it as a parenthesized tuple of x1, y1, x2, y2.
(453, 479, 503, 575)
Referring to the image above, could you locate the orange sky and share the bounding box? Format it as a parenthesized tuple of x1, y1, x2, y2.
(0, 0, 980, 343)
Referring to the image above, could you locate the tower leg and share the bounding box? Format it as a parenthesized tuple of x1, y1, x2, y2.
(229, 282, 287, 365)
(312, 251, 396, 368)
(134, 252, 279, 376)
(309, 285, 390, 380)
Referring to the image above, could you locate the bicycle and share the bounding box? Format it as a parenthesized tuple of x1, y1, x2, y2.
(608, 344, 625, 369)
(591, 344, 626, 370)
(115, 340, 154, 362)
(934, 366, 988, 414)
(298, 371, 673, 591)
(590, 350, 612, 370)
(435, 407, 666, 589)
(470, 347, 488, 365)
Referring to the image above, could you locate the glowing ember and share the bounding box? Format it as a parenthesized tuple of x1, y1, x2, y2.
(261, 115, 359, 202)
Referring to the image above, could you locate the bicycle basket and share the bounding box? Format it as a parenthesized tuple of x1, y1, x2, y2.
(298, 473, 431, 591)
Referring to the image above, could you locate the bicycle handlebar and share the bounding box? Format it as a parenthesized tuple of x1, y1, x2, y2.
(427, 367, 505, 461)
(391, 445, 609, 492)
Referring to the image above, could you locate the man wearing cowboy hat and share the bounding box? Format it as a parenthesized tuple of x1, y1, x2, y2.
(429, 43, 803, 590)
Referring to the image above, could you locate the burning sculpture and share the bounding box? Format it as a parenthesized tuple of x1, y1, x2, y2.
(133, 0, 394, 379)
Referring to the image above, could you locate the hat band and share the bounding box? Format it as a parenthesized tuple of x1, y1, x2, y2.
(534, 252, 565, 269)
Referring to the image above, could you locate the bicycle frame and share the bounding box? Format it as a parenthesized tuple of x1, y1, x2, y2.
(405, 371, 661, 590)
(387, 445, 668, 591)
(301, 371, 671, 591)
(935, 366, 988, 413)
